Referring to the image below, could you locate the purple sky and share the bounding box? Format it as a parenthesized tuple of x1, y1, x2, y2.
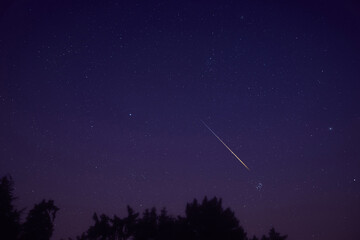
(1, 1, 360, 239)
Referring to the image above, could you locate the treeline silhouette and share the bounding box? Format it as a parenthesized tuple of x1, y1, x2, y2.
(1, 175, 287, 240)
(0, 175, 58, 240)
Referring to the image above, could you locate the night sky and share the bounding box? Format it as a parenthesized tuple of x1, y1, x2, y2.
(1, 0, 360, 239)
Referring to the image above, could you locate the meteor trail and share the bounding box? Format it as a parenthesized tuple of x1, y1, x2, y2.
(201, 120, 250, 171)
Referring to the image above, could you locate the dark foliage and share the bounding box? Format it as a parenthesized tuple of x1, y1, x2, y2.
(0, 176, 21, 240)
(183, 197, 247, 240)
(261, 227, 288, 240)
(76, 196, 287, 240)
(20, 200, 59, 240)
(0, 175, 288, 240)
(77, 205, 139, 240)
(0, 175, 59, 240)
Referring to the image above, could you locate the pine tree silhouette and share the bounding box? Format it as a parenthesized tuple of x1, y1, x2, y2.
(157, 208, 176, 240)
(0, 176, 21, 240)
(134, 208, 158, 240)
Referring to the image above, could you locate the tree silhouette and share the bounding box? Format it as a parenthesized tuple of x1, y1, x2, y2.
(0, 175, 288, 240)
(261, 227, 287, 240)
(74, 196, 288, 240)
(0, 175, 59, 240)
(20, 199, 59, 240)
(134, 207, 158, 240)
(0, 175, 21, 240)
(77, 205, 139, 240)
(109, 215, 124, 240)
(85, 213, 112, 240)
(157, 208, 177, 240)
(123, 206, 139, 239)
(183, 196, 247, 240)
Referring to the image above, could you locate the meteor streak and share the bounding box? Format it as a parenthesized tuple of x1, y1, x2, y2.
(201, 120, 250, 171)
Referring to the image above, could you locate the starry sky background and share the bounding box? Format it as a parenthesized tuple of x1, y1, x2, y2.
(1, 0, 360, 239)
